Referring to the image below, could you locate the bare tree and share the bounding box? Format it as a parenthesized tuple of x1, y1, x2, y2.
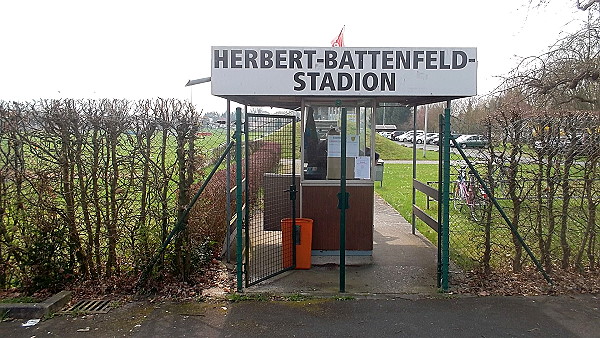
(501, 22, 599, 110)
(531, 0, 600, 14)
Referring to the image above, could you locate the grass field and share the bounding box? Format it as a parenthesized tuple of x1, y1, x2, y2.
(375, 135, 439, 160)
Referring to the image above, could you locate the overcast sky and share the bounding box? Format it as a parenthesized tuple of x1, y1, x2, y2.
(0, 0, 590, 112)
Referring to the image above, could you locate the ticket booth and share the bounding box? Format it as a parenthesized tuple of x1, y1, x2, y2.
(300, 99, 377, 255)
(209, 46, 478, 263)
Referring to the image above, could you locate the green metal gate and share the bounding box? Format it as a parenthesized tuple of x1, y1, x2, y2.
(242, 111, 298, 287)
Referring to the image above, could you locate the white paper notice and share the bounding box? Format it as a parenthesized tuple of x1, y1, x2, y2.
(354, 156, 371, 179)
(327, 135, 359, 157)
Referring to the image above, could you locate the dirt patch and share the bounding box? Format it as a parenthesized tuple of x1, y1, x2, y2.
(451, 266, 600, 296)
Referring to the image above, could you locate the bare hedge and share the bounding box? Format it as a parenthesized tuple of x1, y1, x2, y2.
(0, 98, 227, 291)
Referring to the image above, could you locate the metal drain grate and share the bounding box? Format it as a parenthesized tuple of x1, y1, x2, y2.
(64, 299, 112, 314)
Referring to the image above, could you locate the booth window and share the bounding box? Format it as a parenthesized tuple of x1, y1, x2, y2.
(303, 104, 374, 181)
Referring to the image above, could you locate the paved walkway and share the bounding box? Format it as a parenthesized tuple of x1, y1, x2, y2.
(246, 195, 438, 296)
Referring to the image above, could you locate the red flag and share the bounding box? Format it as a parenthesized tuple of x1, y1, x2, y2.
(331, 26, 345, 47)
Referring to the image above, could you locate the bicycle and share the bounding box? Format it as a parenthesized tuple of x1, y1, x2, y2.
(453, 165, 488, 222)
(487, 160, 511, 199)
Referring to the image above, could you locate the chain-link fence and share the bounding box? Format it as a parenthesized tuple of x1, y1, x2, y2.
(446, 110, 600, 291)
(0, 98, 235, 290)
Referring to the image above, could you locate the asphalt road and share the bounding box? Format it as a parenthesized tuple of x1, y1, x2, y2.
(395, 139, 441, 152)
(2, 294, 598, 337)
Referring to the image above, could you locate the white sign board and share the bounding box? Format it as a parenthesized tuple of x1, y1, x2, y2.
(354, 156, 371, 180)
(327, 135, 359, 157)
(211, 46, 477, 97)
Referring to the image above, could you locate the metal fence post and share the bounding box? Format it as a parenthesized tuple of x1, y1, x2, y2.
(411, 106, 417, 234)
(441, 104, 451, 291)
(235, 107, 243, 292)
(226, 100, 232, 263)
(339, 106, 348, 293)
(243, 105, 250, 288)
(437, 114, 443, 289)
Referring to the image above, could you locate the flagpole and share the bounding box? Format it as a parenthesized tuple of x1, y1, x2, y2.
(331, 26, 345, 47)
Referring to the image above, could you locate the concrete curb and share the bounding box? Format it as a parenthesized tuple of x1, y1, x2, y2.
(0, 291, 71, 319)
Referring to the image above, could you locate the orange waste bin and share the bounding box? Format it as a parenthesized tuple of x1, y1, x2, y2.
(281, 218, 313, 269)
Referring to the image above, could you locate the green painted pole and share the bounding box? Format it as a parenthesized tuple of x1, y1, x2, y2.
(441, 104, 451, 291)
(437, 114, 443, 289)
(243, 105, 250, 287)
(411, 105, 417, 234)
(235, 107, 243, 292)
(339, 106, 347, 293)
(226, 100, 231, 263)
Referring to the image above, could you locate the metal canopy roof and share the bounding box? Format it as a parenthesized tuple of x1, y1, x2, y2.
(208, 46, 478, 109)
(215, 94, 464, 110)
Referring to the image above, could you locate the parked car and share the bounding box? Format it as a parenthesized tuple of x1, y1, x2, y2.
(426, 134, 439, 144)
(454, 134, 489, 148)
(533, 135, 588, 154)
(396, 131, 412, 142)
(378, 131, 394, 139)
(391, 130, 405, 141)
(432, 133, 461, 145)
(416, 133, 438, 144)
(411, 131, 426, 143)
(398, 130, 424, 142)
